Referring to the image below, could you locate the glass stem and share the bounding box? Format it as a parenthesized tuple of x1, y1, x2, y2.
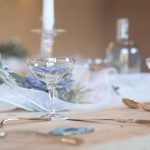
(47, 83, 56, 117)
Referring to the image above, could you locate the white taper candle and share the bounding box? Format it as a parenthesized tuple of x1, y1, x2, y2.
(42, 0, 55, 30)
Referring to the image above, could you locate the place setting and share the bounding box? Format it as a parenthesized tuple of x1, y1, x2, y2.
(0, 38, 150, 147)
(1, 1, 150, 149)
(0, 54, 150, 137)
(0, 56, 115, 123)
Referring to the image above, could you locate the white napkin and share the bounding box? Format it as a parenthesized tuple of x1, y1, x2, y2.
(1, 65, 150, 112)
(116, 73, 150, 102)
(0, 83, 115, 112)
(0, 67, 118, 112)
(0, 101, 17, 112)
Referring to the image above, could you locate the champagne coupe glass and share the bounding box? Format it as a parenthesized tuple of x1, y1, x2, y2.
(28, 57, 75, 120)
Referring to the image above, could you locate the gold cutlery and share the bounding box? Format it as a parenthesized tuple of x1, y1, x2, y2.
(142, 105, 150, 112)
(0, 117, 98, 126)
(0, 131, 83, 145)
(67, 118, 150, 125)
(67, 118, 99, 123)
(122, 98, 150, 112)
(99, 118, 150, 124)
(122, 98, 139, 109)
(1, 116, 150, 127)
(0, 117, 49, 127)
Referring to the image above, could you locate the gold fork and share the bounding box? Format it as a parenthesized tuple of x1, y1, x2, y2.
(0, 131, 83, 145)
(0, 117, 49, 127)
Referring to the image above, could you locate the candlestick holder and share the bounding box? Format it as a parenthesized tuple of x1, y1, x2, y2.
(32, 28, 65, 57)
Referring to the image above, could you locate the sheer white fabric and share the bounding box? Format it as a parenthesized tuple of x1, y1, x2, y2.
(0, 67, 119, 112)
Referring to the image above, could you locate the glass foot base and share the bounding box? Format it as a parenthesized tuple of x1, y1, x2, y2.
(41, 113, 68, 121)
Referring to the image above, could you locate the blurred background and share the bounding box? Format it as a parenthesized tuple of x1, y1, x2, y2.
(0, 0, 150, 71)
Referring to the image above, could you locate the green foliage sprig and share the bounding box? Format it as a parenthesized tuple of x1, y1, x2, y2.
(0, 39, 27, 58)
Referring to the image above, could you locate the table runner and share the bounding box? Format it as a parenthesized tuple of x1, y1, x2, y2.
(0, 106, 150, 150)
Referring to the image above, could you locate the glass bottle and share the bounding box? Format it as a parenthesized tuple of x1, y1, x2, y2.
(106, 18, 141, 73)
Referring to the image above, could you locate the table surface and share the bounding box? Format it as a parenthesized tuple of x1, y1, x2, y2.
(0, 106, 150, 150)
